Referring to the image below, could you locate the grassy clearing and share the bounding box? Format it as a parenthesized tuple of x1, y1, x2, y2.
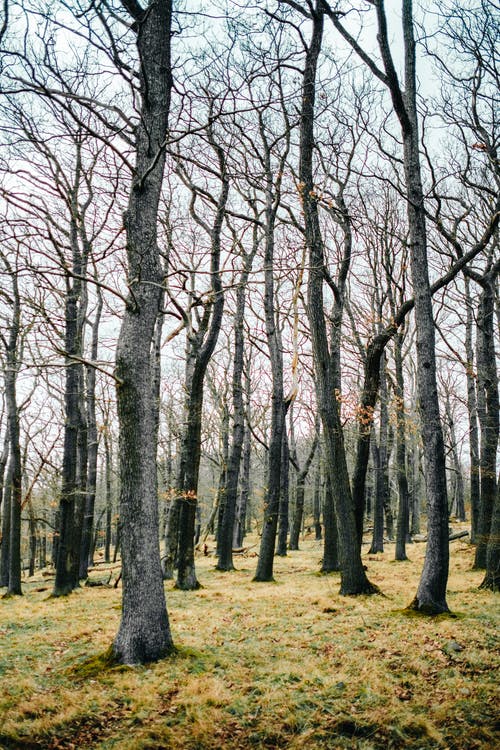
(0, 526, 498, 749)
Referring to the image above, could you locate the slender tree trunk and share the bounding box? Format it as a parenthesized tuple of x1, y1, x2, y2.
(72, 367, 88, 584)
(215, 405, 229, 558)
(104, 428, 112, 564)
(0, 426, 9, 524)
(4, 270, 22, 596)
(254, 134, 289, 582)
(276, 427, 290, 556)
(289, 433, 318, 551)
(217, 245, 255, 570)
(80, 291, 102, 577)
(53, 139, 89, 596)
(370, 354, 389, 553)
(234, 401, 251, 549)
(173, 125, 228, 591)
(300, 4, 376, 595)
(464, 277, 480, 541)
(312, 463, 322, 541)
(394, 332, 410, 560)
(27, 499, 37, 577)
(0, 461, 12, 587)
(369, 441, 385, 554)
(473, 271, 499, 568)
(445, 392, 466, 521)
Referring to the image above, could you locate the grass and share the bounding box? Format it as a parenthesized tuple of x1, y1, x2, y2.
(0, 525, 498, 749)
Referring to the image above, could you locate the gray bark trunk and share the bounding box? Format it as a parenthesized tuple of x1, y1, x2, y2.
(300, 4, 376, 594)
(112, 0, 174, 665)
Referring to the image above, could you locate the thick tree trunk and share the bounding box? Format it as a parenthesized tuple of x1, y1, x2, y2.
(176, 379, 204, 591)
(53, 292, 80, 597)
(394, 0, 450, 613)
(112, 0, 174, 665)
(479, 484, 500, 591)
(254, 397, 287, 580)
(321, 473, 339, 573)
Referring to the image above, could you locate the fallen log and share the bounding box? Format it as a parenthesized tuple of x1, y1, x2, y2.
(413, 530, 469, 543)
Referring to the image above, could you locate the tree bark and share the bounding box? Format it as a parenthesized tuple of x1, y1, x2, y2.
(473, 268, 499, 569)
(276, 426, 290, 556)
(3, 262, 22, 596)
(217, 246, 255, 570)
(300, 3, 376, 594)
(289, 431, 318, 551)
(80, 290, 103, 578)
(394, 331, 410, 560)
(112, 0, 174, 665)
(464, 276, 480, 542)
(254, 116, 289, 582)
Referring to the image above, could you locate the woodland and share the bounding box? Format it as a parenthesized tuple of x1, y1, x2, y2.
(0, 0, 498, 747)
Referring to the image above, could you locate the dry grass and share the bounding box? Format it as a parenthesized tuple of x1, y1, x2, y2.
(1, 524, 498, 749)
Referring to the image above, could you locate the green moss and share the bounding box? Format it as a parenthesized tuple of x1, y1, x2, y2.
(68, 647, 131, 679)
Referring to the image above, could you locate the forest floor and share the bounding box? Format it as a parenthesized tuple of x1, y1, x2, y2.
(0, 523, 498, 750)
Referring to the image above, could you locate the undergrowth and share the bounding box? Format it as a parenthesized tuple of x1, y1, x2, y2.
(0, 525, 498, 749)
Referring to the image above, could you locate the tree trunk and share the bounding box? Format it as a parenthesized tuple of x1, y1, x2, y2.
(394, 332, 410, 560)
(321, 472, 340, 573)
(4, 268, 22, 596)
(479, 484, 500, 591)
(217, 251, 254, 570)
(80, 290, 102, 577)
(254, 123, 289, 582)
(112, 0, 174, 665)
(289, 430, 318, 551)
(234, 401, 251, 549)
(312, 462, 322, 541)
(215, 404, 229, 558)
(369, 442, 385, 554)
(445, 391, 466, 521)
(276, 427, 290, 556)
(370, 354, 389, 554)
(473, 271, 499, 569)
(173, 123, 228, 591)
(396, 0, 450, 612)
(300, 4, 376, 595)
(0, 461, 12, 588)
(464, 277, 480, 541)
